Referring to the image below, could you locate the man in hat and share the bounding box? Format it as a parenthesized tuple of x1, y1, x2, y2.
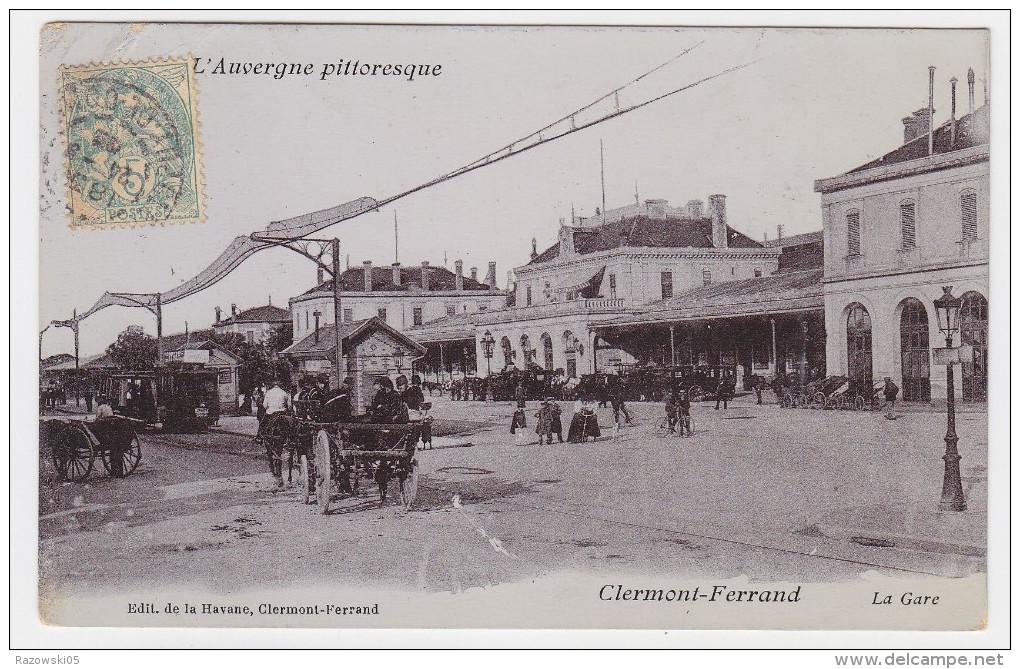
(881, 376, 899, 419)
(370, 376, 406, 424)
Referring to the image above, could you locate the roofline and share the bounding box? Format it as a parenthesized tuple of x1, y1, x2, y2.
(814, 144, 989, 194)
(515, 246, 781, 274)
(281, 316, 427, 357)
(596, 302, 825, 328)
(290, 289, 506, 304)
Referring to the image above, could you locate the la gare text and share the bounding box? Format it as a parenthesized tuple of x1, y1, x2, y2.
(193, 57, 443, 82)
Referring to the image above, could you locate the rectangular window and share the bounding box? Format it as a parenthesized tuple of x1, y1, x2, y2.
(378, 307, 387, 322)
(413, 307, 423, 326)
(961, 190, 978, 241)
(609, 273, 617, 299)
(526, 286, 532, 306)
(660, 271, 673, 298)
(446, 305, 456, 317)
(305, 311, 309, 329)
(343, 308, 353, 323)
(702, 270, 712, 286)
(754, 268, 763, 278)
(847, 210, 861, 257)
(245, 330, 255, 344)
(900, 201, 916, 249)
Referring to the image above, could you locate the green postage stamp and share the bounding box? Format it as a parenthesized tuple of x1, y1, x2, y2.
(58, 56, 204, 228)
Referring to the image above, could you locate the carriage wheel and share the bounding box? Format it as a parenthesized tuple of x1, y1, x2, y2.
(300, 454, 312, 504)
(812, 392, 825, 409)
(51, 425, 94, 482)
(854, 396, 866, 411)
(100, 433, 142, 477)
(314, 430, 332, 514)
(399, 459, 419, 511)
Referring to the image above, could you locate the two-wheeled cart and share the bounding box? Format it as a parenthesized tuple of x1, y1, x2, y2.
(41, 416, 142, 481)
(303, 421, 421, 514)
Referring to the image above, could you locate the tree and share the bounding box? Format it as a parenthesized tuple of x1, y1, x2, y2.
(106, 326, 158, 370)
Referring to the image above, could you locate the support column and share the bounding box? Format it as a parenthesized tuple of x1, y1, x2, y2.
(798, 318, 809, 387)
(770, 317, 778, 376)
(331, 239, 343, 389)
(154, 297, 163, 365)
(669, 325, 676, 367)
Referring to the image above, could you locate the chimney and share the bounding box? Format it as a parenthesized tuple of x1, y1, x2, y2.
(558, 225, 575, 255)
(686, 200, 704, 219)
(214, 306, 221, 323)
(902, 108, 933, 143)
(421, 261, 430, 291)
(927, 66, 936, 156)
(967, 68, 975, 112)
(645, 199, 668, 219)
(530, 237, 538, 261)
(392, 262, 401, 286)
(485, 262, 497, 291)
(709, 194, 727, 248)
(231, 303, 238, 316)
(777, 224, 785, 241)
(363, 260, 373, 292)
(470, 266, 478, 282)
(950, 76, 958, 145)
(454, 259, 464, 291)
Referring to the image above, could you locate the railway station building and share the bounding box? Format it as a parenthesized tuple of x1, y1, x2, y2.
(408, 194, 827, 386)
(814, 92, 989, 403)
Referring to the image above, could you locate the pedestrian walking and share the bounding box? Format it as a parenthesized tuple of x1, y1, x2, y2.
(609, 379, 633, 426)
(754, 376, 765, 405)
(881, 376, 899, 419)
(715, 377, 732, 410)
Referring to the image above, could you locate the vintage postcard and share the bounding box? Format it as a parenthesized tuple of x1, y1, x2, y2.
(32, 20, 998, 637)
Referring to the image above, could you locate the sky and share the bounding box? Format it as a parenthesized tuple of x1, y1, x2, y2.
(38, 24, 989, 358)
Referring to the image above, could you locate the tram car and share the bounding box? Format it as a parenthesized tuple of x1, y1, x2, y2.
(95, 368, 220, 431)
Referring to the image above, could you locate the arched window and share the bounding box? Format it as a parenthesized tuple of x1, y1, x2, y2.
(900, 199, 916, 250)
(961, 189, 978, 242)
(899, 298, 930, 402)
(520, 334, 534, 364)
(846, 209, 861, 257)
(541, 332, 554, 370)
(846, 303, 872, 389)
(563, 330, 579, 378)
(960, 291, 988, 401)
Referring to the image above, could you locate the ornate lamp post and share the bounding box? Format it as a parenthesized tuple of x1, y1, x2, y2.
(933, 286, 966, 512)
(394, 347, 405, 374)
(481, 329, 496, 401)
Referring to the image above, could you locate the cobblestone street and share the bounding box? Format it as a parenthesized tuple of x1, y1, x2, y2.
(39, 395, 987, 613)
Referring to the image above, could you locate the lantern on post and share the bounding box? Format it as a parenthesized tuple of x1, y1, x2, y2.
(933, 286, 966, 512)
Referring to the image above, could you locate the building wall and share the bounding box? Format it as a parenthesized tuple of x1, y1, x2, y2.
(290, 291, 506, 340)
(820, 160, 989, 402)
(514, 249, 779, 308)
(822, 162, 989, 279)
(213, 320, 287, 344)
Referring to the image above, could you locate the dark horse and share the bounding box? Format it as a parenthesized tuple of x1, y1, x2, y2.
(257, 413, 307, 487)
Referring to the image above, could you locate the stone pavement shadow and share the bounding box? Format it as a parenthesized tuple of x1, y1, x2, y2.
(413, 473, 535, 511)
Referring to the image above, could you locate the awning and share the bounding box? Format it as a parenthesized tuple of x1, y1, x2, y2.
(553, 265, 605, 293)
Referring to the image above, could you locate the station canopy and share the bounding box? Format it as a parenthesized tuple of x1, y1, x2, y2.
(553, 265, 606, 294)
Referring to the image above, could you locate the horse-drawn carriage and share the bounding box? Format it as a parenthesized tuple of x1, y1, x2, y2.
(40, 416, 142, 481)
(258, 401, 428, 514)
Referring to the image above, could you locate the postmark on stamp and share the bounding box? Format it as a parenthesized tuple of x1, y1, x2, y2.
(58, 56, 204, 229)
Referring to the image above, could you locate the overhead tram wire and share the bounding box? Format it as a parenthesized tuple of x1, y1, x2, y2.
(56, 46, 752, 323)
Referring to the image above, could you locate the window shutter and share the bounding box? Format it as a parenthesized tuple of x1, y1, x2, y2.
(961, 190, 978, 242)
(900, 201, 916, 249)
(846, 210, 861, 256)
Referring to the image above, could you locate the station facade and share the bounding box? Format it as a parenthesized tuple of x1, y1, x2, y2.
(815, 97, 989, 403)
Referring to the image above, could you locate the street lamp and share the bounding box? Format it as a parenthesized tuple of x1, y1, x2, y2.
(481, 330, 496, 401)
(933, 286, 966, 512)
(394, 347, 405, 373)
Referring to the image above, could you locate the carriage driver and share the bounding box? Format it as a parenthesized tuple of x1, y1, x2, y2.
(320, 377, 353, 423)
(370, 376, 407, 424)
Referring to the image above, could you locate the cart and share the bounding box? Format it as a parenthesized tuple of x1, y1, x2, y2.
(811, 375, 850, 410)
(41, 416, 142, 481)
(303, 420, 421, 514)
